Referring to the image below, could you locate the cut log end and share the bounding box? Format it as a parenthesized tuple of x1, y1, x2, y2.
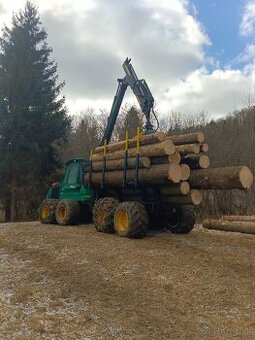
(190, 189, 203, 205)
(168, 165, 182, 183)
(168, 152, 181, 165)
(180, 164, 191, 181)
(201, 143, 209, 152)
(163, 140, 176, 155)
(199, 154, 210, 169)
(239, 166, 253, 189)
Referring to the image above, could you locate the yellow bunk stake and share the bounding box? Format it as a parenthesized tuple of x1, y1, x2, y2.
(135, 127, 140, 188)
(101, 139, 107, 189)
(123, 131, 129, 187)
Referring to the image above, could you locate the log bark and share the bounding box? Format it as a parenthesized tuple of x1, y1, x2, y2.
(180, 164, 190, 181)
(222, 215, 255, 222)
(160, 182, 190, 195)
(189, 166, 253, 190)
(94, 132, 166, 154)
(161, 189, 202, 205)
(91, 140, 175, 161)
(175, 143, 200, 155)
(150, 152, 181, 165)
(181, 154, 210, 169)
(167, 132, 205, 145)
(203, 219, 255, 235)
(85, 164, 182, 186)
(91, 156, 151, 171)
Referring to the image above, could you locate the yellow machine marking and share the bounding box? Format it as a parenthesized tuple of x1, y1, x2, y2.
(136, 126, 140, 154)
(125, 131, 129, 151)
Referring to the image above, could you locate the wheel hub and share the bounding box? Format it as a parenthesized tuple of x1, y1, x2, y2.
(41, 207, 49, 219)
(58, 206, 67, 220)
(116, 209, 129, 231)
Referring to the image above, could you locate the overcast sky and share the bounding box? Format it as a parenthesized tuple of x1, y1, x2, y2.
(1, 0, 255, 118)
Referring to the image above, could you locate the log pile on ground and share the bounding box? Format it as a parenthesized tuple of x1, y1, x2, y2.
(84, 131, 253, 206)
(203, 216, 255, 235)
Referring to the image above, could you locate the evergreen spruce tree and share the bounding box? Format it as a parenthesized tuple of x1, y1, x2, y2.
(0, 1, 71, 221)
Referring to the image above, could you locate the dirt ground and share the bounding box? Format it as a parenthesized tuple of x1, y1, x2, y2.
(0, 222, 255, 340)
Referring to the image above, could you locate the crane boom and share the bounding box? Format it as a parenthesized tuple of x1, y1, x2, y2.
(100, 58, 156, 146)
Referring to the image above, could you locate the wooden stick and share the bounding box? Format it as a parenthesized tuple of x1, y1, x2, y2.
(94, 132, 166, 154)
(167, 132, 205, 145)
(175, 143, 200, 155)
(161, 189, 202, 205)
(91, 156, 151, 171)
(160, 182, 190, 195)
(203, 219, 255, 235)
(84, 164, 182, 186)
(222, 215, 255, 222)
(91, 140, 175, 162)
(150, 152, 181, 165)
(189, 166, 253, 190)
(181, 154, 210, 169)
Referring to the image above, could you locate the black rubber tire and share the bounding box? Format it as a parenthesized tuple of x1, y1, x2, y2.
(39, 199, 59, 224)
(163, 206, 196, 234)
(114, 201, 148, 238)
(93, 197, 119, 233)
(55, 200, 81, 226)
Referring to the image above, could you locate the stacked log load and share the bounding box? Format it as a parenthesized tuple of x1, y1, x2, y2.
(84, 131, 253, 206)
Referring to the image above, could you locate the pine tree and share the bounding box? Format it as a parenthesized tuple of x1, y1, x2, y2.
(0, 1, 71, 221)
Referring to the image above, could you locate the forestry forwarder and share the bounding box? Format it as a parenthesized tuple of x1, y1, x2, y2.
(39, 58, 195, 238)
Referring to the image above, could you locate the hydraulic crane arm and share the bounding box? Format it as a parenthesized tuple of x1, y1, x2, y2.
(100, 58, 156, 146)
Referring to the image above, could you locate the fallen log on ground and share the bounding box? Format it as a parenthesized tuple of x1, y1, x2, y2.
(222, 215, 255, 222)
(94, 132, 166, 154)
(189, 166, 253, 190)
(203, 219, 255, 235)
(91, 156, 151, 171)
(162, 190, 202, 205)
(181, 154, 210, 169)
(85, 164, 182, 186)
(91, 140, 175, 162)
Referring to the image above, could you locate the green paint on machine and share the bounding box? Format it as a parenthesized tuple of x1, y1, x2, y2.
(46, 158, 96, 203)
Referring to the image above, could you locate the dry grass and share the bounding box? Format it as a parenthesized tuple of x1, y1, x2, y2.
(0, 221, 255, 339)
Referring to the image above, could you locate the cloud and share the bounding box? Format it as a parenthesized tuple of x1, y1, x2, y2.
(240, 0, 255, 37)
(236, 44, 255, 64)
(163, 68, 255, 117)
(1, 0, 255, 117)
(41, 0, 209, 102)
